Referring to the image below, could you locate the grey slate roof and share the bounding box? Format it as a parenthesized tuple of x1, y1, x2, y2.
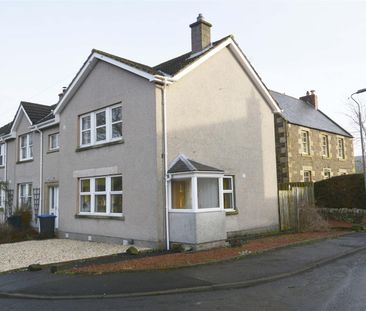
(154, 35, 232, 76)
(168, 158, 223, 173)
(0, 122, 13, 136)
(270, 90, 352, 137)
(21, 101, 56, 124)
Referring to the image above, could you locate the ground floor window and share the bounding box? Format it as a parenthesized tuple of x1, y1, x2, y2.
(79, 175, 123, 215)
(303, 170, 312, 182)
(223, 176, 235, 210)
(323, 169, 331, 179)
(18, 183, 32, 209)
(197, 178, 219, 209)
(0, 189, 5, 208)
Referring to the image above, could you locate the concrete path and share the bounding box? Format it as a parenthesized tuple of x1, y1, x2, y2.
(0, 233, 365, 299)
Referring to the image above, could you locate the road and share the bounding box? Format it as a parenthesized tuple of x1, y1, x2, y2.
(1, 247, 366, 310)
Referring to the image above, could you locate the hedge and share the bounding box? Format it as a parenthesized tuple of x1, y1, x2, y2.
(314, 174, 366, 209)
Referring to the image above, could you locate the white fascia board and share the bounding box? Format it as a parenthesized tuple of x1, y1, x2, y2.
(10, 105, 33, 133)
(54, 52, 156, 115)
(30, 119, 59, 130)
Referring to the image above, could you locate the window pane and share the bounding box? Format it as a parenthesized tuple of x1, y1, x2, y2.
(80, 195, 91, 212)
(82, 116, 91, 130)
(111, 176, 122, 191)
(28, 134, 33, 145)
(81, 179, 90, 192)
(111, 194, 122, 213)
(112, 107, 122, 122)
(29, 145, 33, 158)
(223, 177, 232, 190)
(82, 130, 91, 145)
(112, 123, 122, 138)
(21, 147, 27, 159)
(197, 178, 219, 209)
(95, 195, 106, 213)
(96, 111, 106, 126)
(95, 178, 106, 192)
(171, 179, 191, 209)
(224, 193, 233, 209)
(21, 136, 26, 148)
(96, 127, 106, 141)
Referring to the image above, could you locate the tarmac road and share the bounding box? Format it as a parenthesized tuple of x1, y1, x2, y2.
(1, 233, 366, 310)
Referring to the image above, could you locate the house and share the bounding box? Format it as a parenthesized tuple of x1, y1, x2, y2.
(271, 90, 355, 183)
(0, 15, 281, 249)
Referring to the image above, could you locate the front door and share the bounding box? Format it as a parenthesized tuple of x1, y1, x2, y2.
(49, 186, 59, 229)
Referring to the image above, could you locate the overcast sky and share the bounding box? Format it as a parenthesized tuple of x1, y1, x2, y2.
(1, 0, 365, 154)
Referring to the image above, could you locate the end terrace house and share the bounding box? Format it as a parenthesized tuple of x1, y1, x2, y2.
(0, 15, 281, 249)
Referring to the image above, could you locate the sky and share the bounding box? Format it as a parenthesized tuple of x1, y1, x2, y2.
(0, 0, 365, 154)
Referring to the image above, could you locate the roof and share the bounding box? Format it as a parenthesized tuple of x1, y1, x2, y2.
(270, 90, 352, 137)
(0, 122, 13, 137)
(168, 155, 223, 173)
(21, 101, 56, 124)
(154, 35, 232, 76)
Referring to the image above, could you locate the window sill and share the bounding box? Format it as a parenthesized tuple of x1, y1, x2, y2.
(225, 210, 238, 216)
(16, 159, 34, 164)
(76, 139, 124, 152)
(75, 214, 125, 221)
(47, 149, 59, 154)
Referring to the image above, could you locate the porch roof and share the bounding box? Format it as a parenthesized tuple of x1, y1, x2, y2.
(168, 156, 224, 174)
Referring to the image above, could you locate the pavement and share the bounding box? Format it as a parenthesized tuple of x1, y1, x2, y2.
(0, 232, 366, 300)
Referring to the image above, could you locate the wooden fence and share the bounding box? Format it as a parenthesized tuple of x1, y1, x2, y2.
(278, 182, 315, 231)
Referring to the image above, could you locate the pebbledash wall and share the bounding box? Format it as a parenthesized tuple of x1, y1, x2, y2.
(275, 115, 354, 183)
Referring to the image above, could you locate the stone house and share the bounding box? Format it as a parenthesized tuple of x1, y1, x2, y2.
(0, 15, 281, 249)
(271, 90, 355, 184)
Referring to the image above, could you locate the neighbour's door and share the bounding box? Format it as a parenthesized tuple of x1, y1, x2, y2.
(49, 186, 59, 229)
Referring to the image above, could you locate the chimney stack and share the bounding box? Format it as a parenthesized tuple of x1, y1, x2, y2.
(300, 90, 318, 110)
(58, 86, 67, 101)
(190, 14, 212, 53)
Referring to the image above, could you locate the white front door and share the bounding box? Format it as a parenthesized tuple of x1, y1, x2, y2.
(49, 186, 59, 229)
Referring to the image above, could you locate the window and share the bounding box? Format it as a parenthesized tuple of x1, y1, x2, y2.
(79, 105, 122, 147)
(301, 130, 310, 154)
(49, 133, 59, 151)
(223, 176, 235, 210)
(337, 138, 345, 159)
(0, 189, 5, 208)
(303, 170, 312, 182)
(197, 178, 219, 209)
(321, 135, 329, 157)
(323, 169, 331, 179)
(19, 133, 33, 161)
(171, 179, 192, 209)
(79, 175, 123, 215)
(18, 183, 32, 209)
(0, 144, 4, 166)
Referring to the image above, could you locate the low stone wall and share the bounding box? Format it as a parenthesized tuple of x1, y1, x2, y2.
(318, 207, 366, 224)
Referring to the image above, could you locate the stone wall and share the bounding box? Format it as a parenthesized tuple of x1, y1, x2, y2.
(318, 207, 366, 224)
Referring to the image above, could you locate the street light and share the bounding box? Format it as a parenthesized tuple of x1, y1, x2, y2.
(350, 89, 366, 194)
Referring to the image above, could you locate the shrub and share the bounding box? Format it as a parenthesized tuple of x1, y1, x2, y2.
(0, 223, 38, 244)
(314, 174, 366, 209)
(298, 206, 329, 232)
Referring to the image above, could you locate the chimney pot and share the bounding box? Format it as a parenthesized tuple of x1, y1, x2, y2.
(190, 14, 212, 53)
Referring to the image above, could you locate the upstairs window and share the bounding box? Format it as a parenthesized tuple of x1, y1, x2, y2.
(337, 138, 345, 159)
(49, 133, 60, 151)
(0, 144, 4, 166)
(19, 133, 33, 161)
(301, 130, 310, 154)
(321, 135, 329, 157)
(79, 104, 122, 147)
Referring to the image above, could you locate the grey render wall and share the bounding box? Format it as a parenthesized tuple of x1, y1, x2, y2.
(165, 47, 279, 235)
(42, 125, 60, 213)
(58, 60, 164, 246)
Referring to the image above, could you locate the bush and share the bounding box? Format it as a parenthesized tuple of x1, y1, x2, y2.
(314, 174, 366, 209)
(298, 206, 329, 232)
(0, 223, 38, 244)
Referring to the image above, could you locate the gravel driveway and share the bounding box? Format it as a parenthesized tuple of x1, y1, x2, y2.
(0, 239, 140, 273)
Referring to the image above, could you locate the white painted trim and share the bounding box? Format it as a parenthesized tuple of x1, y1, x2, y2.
(72, 166, 119, 178)
(10, 105, 33, 134)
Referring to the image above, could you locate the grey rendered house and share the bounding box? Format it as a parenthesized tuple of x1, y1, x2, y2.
(271, 90, 355, 183)
(0, 15, 281, 249)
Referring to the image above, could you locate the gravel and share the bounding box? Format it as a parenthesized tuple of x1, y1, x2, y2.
(0, 239, 143, 273)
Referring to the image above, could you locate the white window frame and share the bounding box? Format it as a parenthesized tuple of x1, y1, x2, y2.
(79, 104, 122, 147)
(0, 143, 4, 167)
(49, 133, 60, 151)
(323, 168, 331, 179)
(0, 189, 5, 208)
(223, 176, 235, 211)
(337, 138, 345, 159)
(321, 135, 329, 157)
(18, 183, 32, 209)
(79, 175, 123, 216)
(301, 130, 310, 155)
(303, 170, 312, 182)
(19, 133, 33, 161)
